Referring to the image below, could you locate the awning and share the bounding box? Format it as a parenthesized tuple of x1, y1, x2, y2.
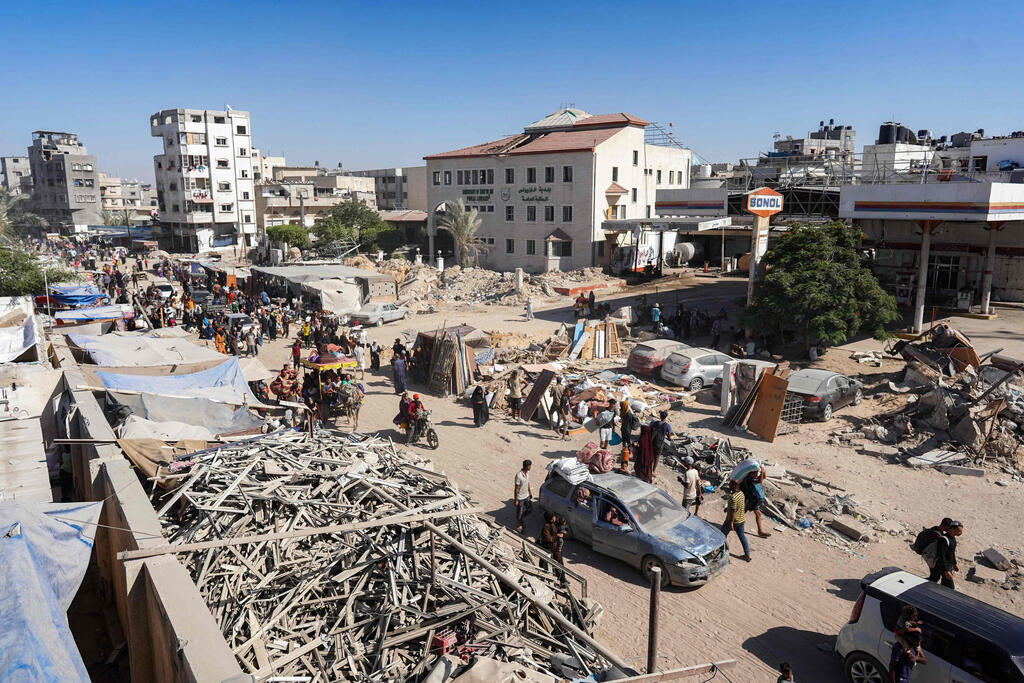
(605, 182, 628, 195)
(545, 228, 573, 242)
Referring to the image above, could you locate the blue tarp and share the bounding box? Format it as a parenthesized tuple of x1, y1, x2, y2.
(54, 305, 127, 323)
(96, 357, 260, 405)
(0, 501, 102, 682)
(48, 284, 107, 307)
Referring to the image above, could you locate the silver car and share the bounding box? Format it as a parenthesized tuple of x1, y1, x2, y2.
(350, 302, 408, 326)
(661, 348, 732, 391)
(538, 471, 728, 587)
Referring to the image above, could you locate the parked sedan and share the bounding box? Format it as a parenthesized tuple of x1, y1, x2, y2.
(626, 339, 689, 376)
(539, 471, 728, 587)
(350, 303, 408, 326)
(661, 347, 732, 391)
(189, 289, 211, 305)
(224, 313, 258, 335)
(786, 368, 863, 421)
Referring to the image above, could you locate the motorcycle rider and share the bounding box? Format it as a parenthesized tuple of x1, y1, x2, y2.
(407, 394, 427, 441)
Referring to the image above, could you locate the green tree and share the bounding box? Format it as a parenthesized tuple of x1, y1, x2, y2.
(743, 221, 898, 348)
(0, 187, 45, 237)
(266, 223, 309, 247)
(312, 201, 401, 252)
(436, 199, 484, 267)
(0, 245, 77, 297)
(102, 209, 118, 226)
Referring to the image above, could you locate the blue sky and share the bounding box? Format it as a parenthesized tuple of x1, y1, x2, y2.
(2, 0, 1021, 182)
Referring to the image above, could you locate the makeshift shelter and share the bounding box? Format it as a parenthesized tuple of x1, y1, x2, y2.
(104, 391, 264, 441)
(0, 501, 102, 683)
(414, 325, 490, 396)
(68, 332, 225, 366)
(0, 297, 43, 363)
(0, 364, 63, 502)
(53, 304, 133, 326)
(251, 264, 397, 302)
(47, 284, 107, 307)
(94, 357, 262, 406)
(300, 278, 362, 315)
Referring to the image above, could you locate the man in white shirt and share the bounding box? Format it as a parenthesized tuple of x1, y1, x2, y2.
(513, 459, 533, 533)
(353, 344, 365, 379)
(680, 457, 703, 517)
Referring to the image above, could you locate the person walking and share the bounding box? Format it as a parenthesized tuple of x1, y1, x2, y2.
(291, 339, 302, 369)
(741, 466, 771, 538)
(524, 296, 534, 321)
(548, 378, 566, 433)
(369, 340, 381, 371)
(353, 343, 366, 380)
(507, 370, 525, 420)
(392, 353, 408, 394)
(721, 479, 751, 562)
(556, 389, 571, 440)
(680, 457, 703, 517)
(711, 316, 722, 350)
(513, 460, 533, 533)
(648, 410, 673, 478)
(471, 384, 489, 427)
(588, 290, 596, 316)
(596, 401, 618, 449)
(925, 519, 963, 588)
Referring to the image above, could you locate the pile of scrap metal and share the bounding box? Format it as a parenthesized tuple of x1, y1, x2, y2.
(140, 430, 625, 682)
(871, 334, 1024, 474)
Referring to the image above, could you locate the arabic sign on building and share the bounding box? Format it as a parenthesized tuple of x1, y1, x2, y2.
(518, 186, 552, 202)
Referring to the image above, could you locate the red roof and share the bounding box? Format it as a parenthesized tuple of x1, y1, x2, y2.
(605, 182, 628, 194)
(425, 127, 623, 160)
(573, 113, 649, 128)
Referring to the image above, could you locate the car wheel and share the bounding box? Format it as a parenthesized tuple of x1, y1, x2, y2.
(375, 318, 383, 327)
(852, 388, 863, 405)
(843, 652, 886, 683)
(687, 377, 704, 392)
(821, 403, 834, 421)
(641, 556, 669, 588)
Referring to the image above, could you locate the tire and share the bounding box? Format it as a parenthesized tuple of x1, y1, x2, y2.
(375, 318, 383, 327)
(405, 428, 413, 444)
(852, 388, 863, 405)
(687, 377, 704, 392)
(843, 652, 886, 683)
(640, 556, 669, 588)
(426, 428, 439, 450)
(821, 403, 834, 421)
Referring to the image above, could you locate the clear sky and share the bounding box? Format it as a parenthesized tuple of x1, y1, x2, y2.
(2, 0, 1021, 182)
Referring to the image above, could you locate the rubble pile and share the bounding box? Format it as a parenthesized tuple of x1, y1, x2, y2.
(151, 430, 612, 681)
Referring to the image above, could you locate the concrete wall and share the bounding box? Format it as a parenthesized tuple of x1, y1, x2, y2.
(52, 337, 244, 683)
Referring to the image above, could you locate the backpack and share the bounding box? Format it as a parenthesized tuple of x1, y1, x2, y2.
(651, 421, 668, 451)
(910, 526, 941, 555)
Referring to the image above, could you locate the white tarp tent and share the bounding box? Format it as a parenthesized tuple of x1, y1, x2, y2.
(301, 278, 362, 315)
(68, 333, 225, 366)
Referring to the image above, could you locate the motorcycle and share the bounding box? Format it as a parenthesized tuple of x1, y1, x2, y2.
(406, 409, 439, 449)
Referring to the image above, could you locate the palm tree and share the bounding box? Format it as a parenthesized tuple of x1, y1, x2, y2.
(102, 209, 118, 226)
(436, 199, 485, 267)
(0, 187, 44, 237)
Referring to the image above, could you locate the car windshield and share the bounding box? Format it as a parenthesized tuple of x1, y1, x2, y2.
(623, 489, 687, 529)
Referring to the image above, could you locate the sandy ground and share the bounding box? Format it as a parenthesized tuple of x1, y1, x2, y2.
(219, 279, 1022, 683)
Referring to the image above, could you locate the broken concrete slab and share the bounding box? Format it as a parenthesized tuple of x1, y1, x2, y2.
(860, 443, 899, 458)
(905, 448, 966, 468)
(830, 517, 873, 542)
(983, 548, 1013, 571)
(950, 415, 984, 450)
(967, 564, 1006, 585)
(937, 464, 985, 477)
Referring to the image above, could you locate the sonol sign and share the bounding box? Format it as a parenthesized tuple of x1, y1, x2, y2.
(744, 187, 784, 218)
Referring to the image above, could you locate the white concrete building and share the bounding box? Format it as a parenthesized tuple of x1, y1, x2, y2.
(99, 173, 158, 221)
(349, 166, 427, 211)
(424, 108, 690, 271)
(256, 170, 376, 233)
(150, 108, 258, 252)
(1, 156, 32, 195)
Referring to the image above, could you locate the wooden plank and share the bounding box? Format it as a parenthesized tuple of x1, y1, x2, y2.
(119, 506, 482, 560)
(746, 373, 788, 442)
(568, 331, 590, 360)
(520, 369, 556, 421)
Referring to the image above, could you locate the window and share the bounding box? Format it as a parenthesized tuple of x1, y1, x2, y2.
(220, 203, 233, 212)
(646, 205, 651, 218)
(597, 241, 605, 257)
(238, 147, 247, 156)
(544, 166, 555, 183)
(669, 170, 674, 184)
(215, 137, 227, 146)
(479, 236, 496, 245)
(456, 170, 464, 184)
(505, 168, 514, 184)
(611, 166, 618, 182)
(169, 182, 178, 191)
(218, 181, 231, 191)
(241, 170, 248, 178)
(562, 206, 573, 222)
(443, 170, 452, 185)
(505, 238, 515, 254)
(544, 205, 554, 221)
(217, 159, 229, 168)
(526, 205, 536, 221)
(486, 169, 494, 184)
(526, 239, 536, 255)
(633, 150, 639, 166)
(172, 204, 179, 212)
(432, 171, 441, 185)
(656, 170, 662, 183)
(562, 165, 574, 182)
(214, 116, 225, 124)
(244, 214, 252, 223)
(526, 167, 537, 183)
(972, 156, 987, 172)
(505, 205, 514, 221)
(191, 115, 202, 123)
(552, 240, 573, 257)
(470, 170, 478, 185)
(619, 205, 626, 219)
(242, 191, 250, 200)
(487, 205, 495, 213)
(631, 188, 637, 203)
(236, 125, 247, 135)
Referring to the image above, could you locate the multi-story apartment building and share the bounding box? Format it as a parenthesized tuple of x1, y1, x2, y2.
(251, 149, 286, 182)
(349, 166, 427, 211)
(99, 173, 159, 222)
(1, 156, 32, 195)
(256, 167, 376, 235)
(26, 131, 102, 230)
(424, 108, 690, 271)
(149, 108, 257, 252)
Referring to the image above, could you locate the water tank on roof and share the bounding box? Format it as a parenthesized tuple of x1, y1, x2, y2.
(951, 132, 972, 148)
(976, 129, 985, 137)
(878, 122, 898, 145)
(697, 164, 712, 179)
(918, 129, 932, 140)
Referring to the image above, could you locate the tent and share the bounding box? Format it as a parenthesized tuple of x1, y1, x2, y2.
(68, 333, 225, 366)
(95, 357, 262, 406)
(54, 304, 133, 325)
(106, 391, 264, 440)
(48, 284, 107, 307)
(301, 278, 362, 315)
(0, 501, 102, 682)
(0, 314, 40, 363)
